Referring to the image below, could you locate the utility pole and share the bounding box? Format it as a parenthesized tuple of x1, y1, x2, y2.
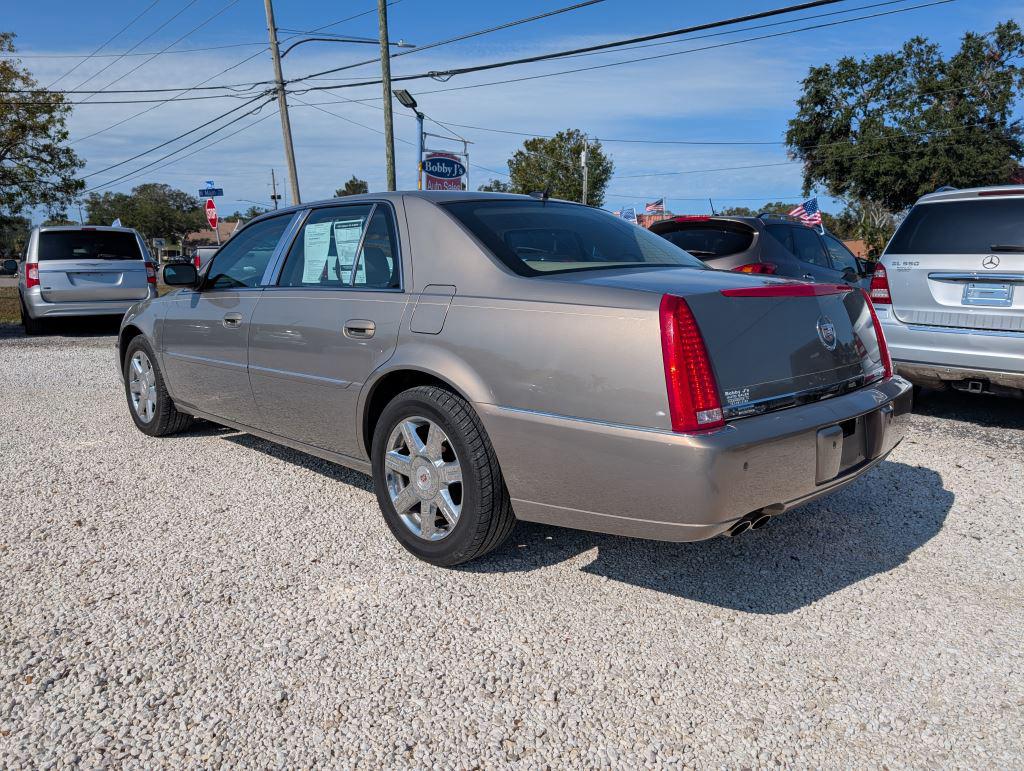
(580, 138, 589, 206)
(264, 0, 301, 205)
(378, 0, 397, 191)
(270, 169, 281, 209)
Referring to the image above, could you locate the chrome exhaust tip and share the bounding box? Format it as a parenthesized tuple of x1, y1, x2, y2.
(725, 519, 751, 537)
(750, 513, 773, 530)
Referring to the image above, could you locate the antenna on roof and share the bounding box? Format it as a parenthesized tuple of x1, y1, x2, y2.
(528, 188, 551, 202)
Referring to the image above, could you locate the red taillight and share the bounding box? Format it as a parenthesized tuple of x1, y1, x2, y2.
(869, 264, 891, 304)
(861, 288, 893, 379)
(659, 294, 724, 433)
(193, 254, 200, 269)
(672, 215, 711, 222)
(145, 263, 156, 285)
(732, 262, 777, 275)
(26, 263, 39, 289)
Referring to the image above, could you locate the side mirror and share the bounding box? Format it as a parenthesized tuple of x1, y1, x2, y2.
(0, 259, 17, 276)
(163, 262, 198, 287)
(842, 266, 859, 282)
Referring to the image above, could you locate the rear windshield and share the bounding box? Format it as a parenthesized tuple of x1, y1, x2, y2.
(38, 230, 142, 261)
(442, 200, 706, 276)
(886, 198, 1024, 254)
(657, 225, 754, 257)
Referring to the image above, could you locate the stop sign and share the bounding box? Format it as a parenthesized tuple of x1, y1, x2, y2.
(205, 198, 218, 230)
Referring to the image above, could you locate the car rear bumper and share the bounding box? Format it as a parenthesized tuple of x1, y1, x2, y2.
(478, 375, 913, 542)
(877, 305, 1024, 390)
(22, 286, 156, 318)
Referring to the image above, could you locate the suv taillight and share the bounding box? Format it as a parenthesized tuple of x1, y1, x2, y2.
(869, 264, 891, 304)
(26, 263, 39, 289)
(732, 262, 776, 275)
(145, 263, 157, 285)
(659, 294, 724, 433)
(860, 289, 893, 379)
(193, 253, 200, 269)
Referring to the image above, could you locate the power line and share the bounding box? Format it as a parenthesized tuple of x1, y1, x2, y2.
(0, 41, 267, 59)
(84, 97, 275, 193)
(300, 0, 954, 98)
(68, 0, 201, 95)
(81, 92, 273, 181)
(287, 0, 607, 84)
(44, 0, 163, 89)
(78, 0, 244, 105)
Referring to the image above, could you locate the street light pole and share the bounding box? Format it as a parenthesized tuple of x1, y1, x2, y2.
(264, 0, 301, 205)
(378, 0, 397, 191)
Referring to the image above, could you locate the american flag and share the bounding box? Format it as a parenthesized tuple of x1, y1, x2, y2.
(645, 198, 665, 213)
(788, 197, 822, 228)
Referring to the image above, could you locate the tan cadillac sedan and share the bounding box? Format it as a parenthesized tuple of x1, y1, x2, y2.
(117, 192, 911, 566)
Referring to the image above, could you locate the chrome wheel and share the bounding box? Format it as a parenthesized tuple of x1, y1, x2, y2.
(128, 350, 157, 423)
(384, 416, 463, 541)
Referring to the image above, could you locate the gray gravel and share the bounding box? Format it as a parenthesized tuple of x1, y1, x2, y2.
(1, 322, 1022, 768)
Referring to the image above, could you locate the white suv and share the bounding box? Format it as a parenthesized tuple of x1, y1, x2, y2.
(872, 185, 1024, 397)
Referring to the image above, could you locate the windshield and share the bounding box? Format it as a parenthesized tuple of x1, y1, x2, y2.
(37, 230, 142, 261)
(443, 200, 706, 276)
(886, 198, 1024, 254)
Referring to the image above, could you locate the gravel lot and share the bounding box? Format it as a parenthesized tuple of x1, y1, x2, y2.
(1, 322, 1022, 768)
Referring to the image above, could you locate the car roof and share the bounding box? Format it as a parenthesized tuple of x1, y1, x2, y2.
(36, 225, 141, 234)
(915, 184, 1024, 204)
(246, 190, 556, 225)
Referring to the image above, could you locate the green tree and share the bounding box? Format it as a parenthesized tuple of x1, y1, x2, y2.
(477, 179, 513, 193)
(717, 202, 858, 239)
(335, 176, 369, 196)
(786, 21, 1024, 255)
(492, 129, 614, 206)
(85, 183, 205, 243)
(0, 33, 84, 219)
(0, 214, 31, 256)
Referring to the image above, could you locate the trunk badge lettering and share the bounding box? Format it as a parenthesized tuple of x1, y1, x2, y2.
(982, 255, 1000, 269)
(817, 317, 838, 351)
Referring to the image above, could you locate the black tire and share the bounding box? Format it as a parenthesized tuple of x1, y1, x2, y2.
(122, 336, 194, 437)
(371, 385, 516, 567)
(20, 297, 47, 336)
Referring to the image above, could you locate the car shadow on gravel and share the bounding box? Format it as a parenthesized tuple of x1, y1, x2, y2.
(913, 389, 1024, 430)
(467, 461, 952, 615)
(220, 433, 374, 491)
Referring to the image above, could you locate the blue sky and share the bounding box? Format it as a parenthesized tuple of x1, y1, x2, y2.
(5, 0, 1020, 220)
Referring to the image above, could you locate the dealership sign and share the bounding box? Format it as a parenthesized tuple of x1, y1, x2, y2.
(424, 153, 466, 190)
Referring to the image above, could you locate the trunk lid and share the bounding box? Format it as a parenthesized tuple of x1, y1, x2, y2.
(35, 229, 150, 303)
(549, 267, 887, 419)
(883, 195, 1024, 332)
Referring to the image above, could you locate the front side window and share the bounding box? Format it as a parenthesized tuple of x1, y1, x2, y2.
(443, 200, 706, 276)
(37, 230, 141, 261)
(277, 204, 400, 289)
(204, 215, 291, 290)
(823, 235, 860, 272)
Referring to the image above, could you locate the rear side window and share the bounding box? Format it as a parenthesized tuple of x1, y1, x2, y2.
(886, 198, 1024, 254)
(37, 230, 141, 261)
(658, 226, 754, 258)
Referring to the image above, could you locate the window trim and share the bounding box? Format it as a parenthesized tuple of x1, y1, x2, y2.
(196, 211, 301, 293)
(264, 199, 404, 292)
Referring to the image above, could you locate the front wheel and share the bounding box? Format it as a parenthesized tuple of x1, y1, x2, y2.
(371, 385, 516, 566)
(123, 337, 193, 436)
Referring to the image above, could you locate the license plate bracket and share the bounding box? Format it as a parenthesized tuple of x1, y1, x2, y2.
(962, 281, 1013, 307)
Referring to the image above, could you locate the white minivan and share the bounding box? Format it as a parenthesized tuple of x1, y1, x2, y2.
(872, 185, 1024, 397)
(18, 225, 157, 335)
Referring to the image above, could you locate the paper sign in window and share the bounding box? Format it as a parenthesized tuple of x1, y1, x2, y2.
(334, 218, 366, 284)
(301, 222, 332, 283)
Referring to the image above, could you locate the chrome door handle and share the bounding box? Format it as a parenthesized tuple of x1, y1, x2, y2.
(344, 319, 375, 339)
(801, 274, 816, 282)
(222, 312, 243, 328)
